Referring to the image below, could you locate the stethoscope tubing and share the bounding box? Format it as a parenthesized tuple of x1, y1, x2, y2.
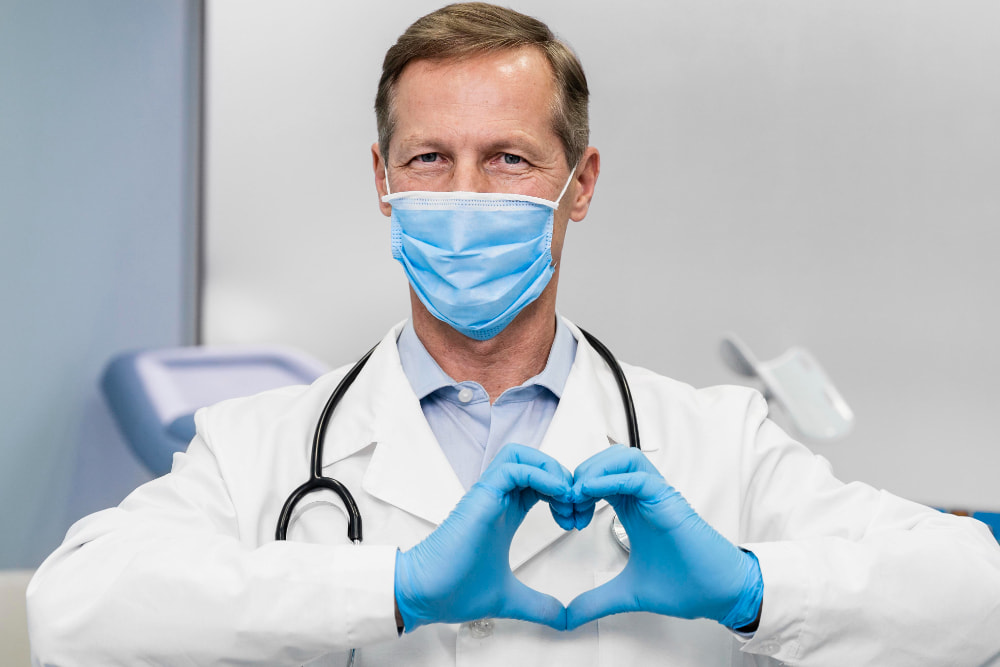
(274, 328, 638, 544)
(275, 345, 375, 542)
(578, 328, 640, 451)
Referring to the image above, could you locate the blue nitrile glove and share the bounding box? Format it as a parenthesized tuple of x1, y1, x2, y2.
(566, 445, 763, 631)
(395, 443, 575, 632)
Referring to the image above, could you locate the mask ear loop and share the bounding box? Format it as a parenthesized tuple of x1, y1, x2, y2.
(384, 166, 392, 196)
(549, 165, 580, 273)
(554, 165, 578, 206)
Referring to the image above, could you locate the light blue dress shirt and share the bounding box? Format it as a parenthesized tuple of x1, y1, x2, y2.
(396, 319, 578, 490)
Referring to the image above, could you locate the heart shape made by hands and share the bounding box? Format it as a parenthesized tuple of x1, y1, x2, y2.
(395, 444, 760, 633)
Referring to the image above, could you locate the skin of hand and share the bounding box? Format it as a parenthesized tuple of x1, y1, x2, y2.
(566, 445, 763, 631)
(394, 443, 577, 632)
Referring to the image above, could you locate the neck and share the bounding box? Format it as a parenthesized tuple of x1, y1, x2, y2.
(410, 286, 558, 403)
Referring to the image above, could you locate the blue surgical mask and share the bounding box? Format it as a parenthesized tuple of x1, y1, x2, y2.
(382, 171, 574, 340)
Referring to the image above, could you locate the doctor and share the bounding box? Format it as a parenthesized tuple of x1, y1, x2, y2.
(28, 3, 1000, 666)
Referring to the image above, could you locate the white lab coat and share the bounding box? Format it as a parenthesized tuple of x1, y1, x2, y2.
(28, 319, 1000, 666)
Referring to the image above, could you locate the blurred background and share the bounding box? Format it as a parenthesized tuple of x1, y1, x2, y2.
(2, 0, 998, 579)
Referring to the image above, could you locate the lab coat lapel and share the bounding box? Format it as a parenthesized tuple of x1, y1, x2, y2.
(509, 319, 627, 571)
(318, 319, 640, 553)
(320, 322, 465, 528)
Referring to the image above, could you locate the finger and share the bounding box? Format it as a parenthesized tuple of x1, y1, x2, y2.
(573, 501, 595, 530)
(567, 484, 598, 529)
(541, 496, 573, 516)
(573, 443, 663, 480)
(494, 443, 571, 479)
(565, 575, 634, 630)
(545, 496, 576, 531)
(573, 490, 597, 530)
(532, 453, 574, 496)
(491, 445, 573, 500)
(550, 504, 576, 531)
(546, 498, 574, 518)
(484, 462, 572, 500)
(501, 576, 568, 631)
(572, 448, 663, 504)
(579, 472, 666, 503)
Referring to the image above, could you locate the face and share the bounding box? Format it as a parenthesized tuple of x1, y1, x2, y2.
(373, 47, 600, 268)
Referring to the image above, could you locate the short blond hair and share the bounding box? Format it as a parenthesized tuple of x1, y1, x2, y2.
(375, 2, 590, 168)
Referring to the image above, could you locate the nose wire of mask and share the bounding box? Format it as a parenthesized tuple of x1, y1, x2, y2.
(382, 168, 576, 341)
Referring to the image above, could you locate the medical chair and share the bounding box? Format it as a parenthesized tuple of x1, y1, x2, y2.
(102, 346, 329, 476)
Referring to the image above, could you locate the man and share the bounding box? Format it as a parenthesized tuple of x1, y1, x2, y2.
(28, 4, 1000, 665)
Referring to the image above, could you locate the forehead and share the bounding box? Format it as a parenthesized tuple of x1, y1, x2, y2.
(390, 47, 560, 147)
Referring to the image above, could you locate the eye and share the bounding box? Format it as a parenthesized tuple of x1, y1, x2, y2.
(416, 153, 439, 163)
(502, 153, 523, 165)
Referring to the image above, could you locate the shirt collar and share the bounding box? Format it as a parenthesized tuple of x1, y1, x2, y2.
(529, 317, 576, 398)
(396, 317, 578, 400)
(396, 322, 454, 399)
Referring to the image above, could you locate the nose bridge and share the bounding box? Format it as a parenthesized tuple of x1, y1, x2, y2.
(451, 155, 488, 193)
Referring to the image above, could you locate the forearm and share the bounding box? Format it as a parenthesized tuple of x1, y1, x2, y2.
(27, 424, 402, 665)
(732, 393, 1000, 664)
(28, 514, 399, 665)
(741, 507, 1000, 665)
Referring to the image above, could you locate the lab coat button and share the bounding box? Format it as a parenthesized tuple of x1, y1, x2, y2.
(468, 618, 494, 638)
(457, 387, 475, 403)
(758, 640, 781, 656)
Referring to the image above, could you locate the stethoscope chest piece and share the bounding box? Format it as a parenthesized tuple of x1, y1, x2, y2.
(611, 513, 630, 553)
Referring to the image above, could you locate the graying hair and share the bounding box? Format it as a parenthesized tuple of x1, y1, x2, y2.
(374, 2, 589, 168)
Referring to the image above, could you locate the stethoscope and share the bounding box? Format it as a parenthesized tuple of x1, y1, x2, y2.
(275, 328, 639, 664)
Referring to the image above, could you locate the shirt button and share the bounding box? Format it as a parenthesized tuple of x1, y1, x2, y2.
(757, 640, 781, 656)
(457, 387, 475, 403)
(467, 618, 494, 638)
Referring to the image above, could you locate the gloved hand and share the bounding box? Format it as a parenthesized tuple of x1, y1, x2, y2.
(566, 445, 763, 631)
(395, 443, 575, 632)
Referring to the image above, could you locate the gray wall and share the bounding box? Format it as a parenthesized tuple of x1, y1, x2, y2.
(204, 1, 1000, 511)
(0, 0, 200, 568)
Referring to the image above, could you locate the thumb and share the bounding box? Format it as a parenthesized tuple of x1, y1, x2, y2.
(500, 576, 568, 631)
(565, 575, 633, 630)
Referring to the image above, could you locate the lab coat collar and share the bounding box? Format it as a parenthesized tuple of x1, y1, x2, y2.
(319, 318, 641, 561)
(320, 320, 466, 527)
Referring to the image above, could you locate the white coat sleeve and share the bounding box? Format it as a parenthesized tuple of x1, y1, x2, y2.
(734, 393, 1000, 666)
(26, 425, 400, 666)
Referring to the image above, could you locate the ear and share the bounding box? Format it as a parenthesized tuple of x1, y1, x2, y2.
(568, 147, 600, 222)
(372, 143, 392, 217)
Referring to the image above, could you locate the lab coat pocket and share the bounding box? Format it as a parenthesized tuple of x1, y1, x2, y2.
(594, 571, 740, 667)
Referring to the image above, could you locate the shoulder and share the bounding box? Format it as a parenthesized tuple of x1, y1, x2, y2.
(193, 362, 353, 453)
(614, 360, 781, 498)
(560, 316, 770, 445)
(189, 323, 407, 475)
(621, 360, 769, 426)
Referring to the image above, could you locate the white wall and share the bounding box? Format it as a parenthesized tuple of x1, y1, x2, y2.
(204, 1, 1000, 510)
(0, 0, 200, 567)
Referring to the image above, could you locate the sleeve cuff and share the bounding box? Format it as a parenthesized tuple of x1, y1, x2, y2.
(323, 544, 401, 647)
(734, 541, 813, 662)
